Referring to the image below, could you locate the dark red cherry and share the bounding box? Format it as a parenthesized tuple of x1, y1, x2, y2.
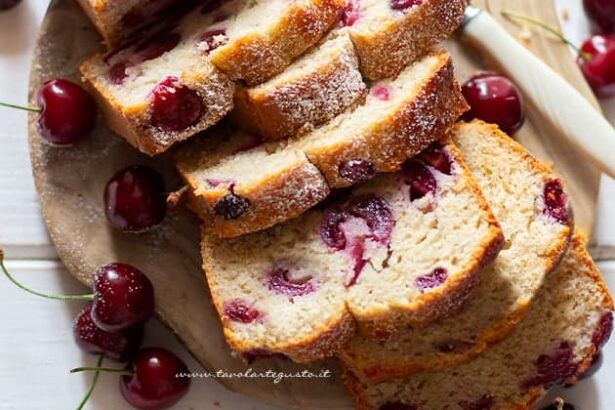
(267, 266, 316, 297)
(213, 191, 250, 220)
(390, 0, 422, 12)
(577, 35, 615, 98)
(521, 341, 579, 389)
(0, 0, 21, 10)
(592, 312, 613, 348)
(120, 347, 190, 410)
(223, 300, 260, 324)
(418, 143, 452, 175)
(543, 179, 569, 225)
(198, 29, 229, 53)
(36, 79, 97, 146)
(461, 73, 525, 134)
(149, 76, 203, 132)
(402, 160, 437, 201)
(341, 0, 361, 26)
(415, 267, 448, 291)
(91, 263, 155, 332)
(320, 207, 348, 250)
(338, 159, 377, 184)
(104, 165, 167, 232)
(583, 0, 615, 34)
(74, 302, 143, 362)
(346, 195, 393, 245)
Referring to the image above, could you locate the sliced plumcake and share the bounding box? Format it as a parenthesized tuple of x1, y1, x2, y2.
(207, 0, 344, 85)
(76, 0, 185, 47)
(230, 33, 367, 140)
(340, 0, 467, 80)
(344, 234, 614, 410)
(176, 50, 468, 237)
(200, 138, 503, 362)
(339, 120, 574, 383)
(80, 0, 342, 156)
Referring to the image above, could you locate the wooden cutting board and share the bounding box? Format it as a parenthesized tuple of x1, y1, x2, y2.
(27, 0, 601, 409)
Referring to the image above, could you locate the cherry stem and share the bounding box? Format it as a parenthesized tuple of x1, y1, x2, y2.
(0, 249, 94, 301)
(501, 10, 591, 62)
(70, 366, 133, 376)
(75, 354, 104, 410)
(0, 101, 41, 113)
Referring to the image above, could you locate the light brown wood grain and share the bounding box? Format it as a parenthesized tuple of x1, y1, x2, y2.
(28, 0, 601, 408)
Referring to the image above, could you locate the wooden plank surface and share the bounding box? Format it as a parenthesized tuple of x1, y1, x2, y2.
(0, 0, 613, 409)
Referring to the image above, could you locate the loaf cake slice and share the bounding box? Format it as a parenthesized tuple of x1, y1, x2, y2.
(230, 33, 366, 140)
(339, 121, 574, 383)
(344, 234, 614, 410)
(207, 0, 344, 85)
(80, 0, 342, 155)
(200, 138, 503, 362)
(340, 0, 467, 80)
(76, 0, 185, 47)
(176, 50, 468, 237)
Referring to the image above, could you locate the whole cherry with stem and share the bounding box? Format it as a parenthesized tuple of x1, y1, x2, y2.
(0, 79, 97, 146)
(71, 347, 191, 410)
(0, 250, 154, 332)
(502, 10, 615, 98)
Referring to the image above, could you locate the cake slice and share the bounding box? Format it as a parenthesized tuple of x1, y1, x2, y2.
(176, 50, 467, 237)
(344, 234, 614, 410)
(341, 0, 467, 80)
(207, 0, 344, 85)
(339, 121, 574, 383)
(80, 0, 342, 155)
(230, 33, 366, 140)
(200, 138, 503, 362)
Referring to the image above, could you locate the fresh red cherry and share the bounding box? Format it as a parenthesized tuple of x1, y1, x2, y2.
(74, 301, 143, 362)
(461, 73, 525, 134)
(149, 76, 203, 132)
(577, 35, 615, 98)
(120, 347, 191, 410)
(0, 79, 97, 146)
(91, 263, 155, 333)
(583, 0, 615, 34)
(37, 79, 97, 145)
(0, 0, 21, 10)
(104, 165, 167, 232)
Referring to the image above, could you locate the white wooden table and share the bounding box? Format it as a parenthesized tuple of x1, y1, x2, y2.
(0, 1, 613, 409)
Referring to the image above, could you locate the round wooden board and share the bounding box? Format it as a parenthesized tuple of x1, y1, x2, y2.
(28, 1, 601, 409)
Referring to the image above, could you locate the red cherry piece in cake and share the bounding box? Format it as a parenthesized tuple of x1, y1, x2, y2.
(577, 35, 615, 98)
(338, 159, 377, 184)
(402, 160, 437, 201)
(543, 179, 569, 225)
(415, 267, 448, 291)
(371, 85, 391, 101)
(198, 29, 229, 54)
(150, 76, 203, 132)
(120, 347, 191, 410)
(267, 265, 316, 297)
(321, 207, 349, 250)
(36, 79, 97, 146)
(390, 0, 423, 12)
(346, 195, 394, 245)
(91, 263, 155, 332)
(74, 301, 143, 362)
(136, 31, 182, 62)
(461, 73, 525, 134)
(104, 165, 167, 232)
(583, 0, 615, 34)
(213, 190, 250, 220)
(224, 300, 260, 324)
(346, 238, 367, 287)
(341, 0, 362, 26)
(521, 341, 579, 389)
(0, 0, 21, 11)
(379, 403, 418, 410)
(458, 395, 494, 410)
(418, 142, 452, 175)
(592, 311, 614, 348)
(109, 61, 130, 85)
